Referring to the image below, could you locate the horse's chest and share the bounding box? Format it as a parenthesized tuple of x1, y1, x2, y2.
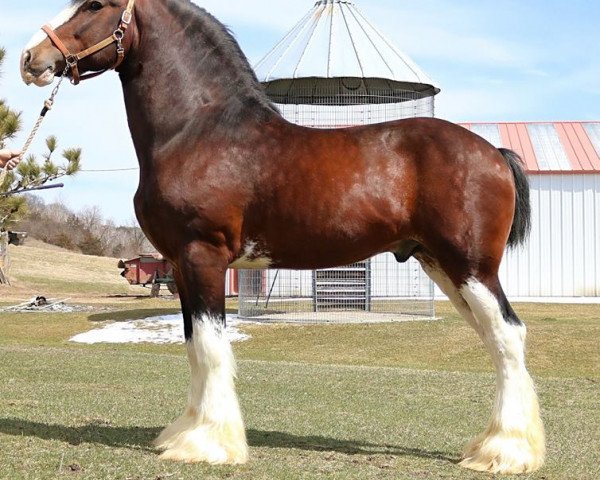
(133, 185, 187, 242)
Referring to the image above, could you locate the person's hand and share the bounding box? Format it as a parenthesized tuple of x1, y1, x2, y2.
(0, 149, 22, 170)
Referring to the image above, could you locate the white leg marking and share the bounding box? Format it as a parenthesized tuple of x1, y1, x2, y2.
(155, 318, 248, 464)
(417, 259, 483, 337)
(459, 279, 545, 474)
(24, 3, 82, 51)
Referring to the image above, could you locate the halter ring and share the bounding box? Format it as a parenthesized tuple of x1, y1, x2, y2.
(65, 55, 78, 67)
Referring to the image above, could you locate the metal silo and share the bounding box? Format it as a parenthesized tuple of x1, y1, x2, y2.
(256, 0, 440, 124)
(238, 0, 439, 322)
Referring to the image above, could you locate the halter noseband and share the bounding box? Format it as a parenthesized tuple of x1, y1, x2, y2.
(41, 0, 136, 85)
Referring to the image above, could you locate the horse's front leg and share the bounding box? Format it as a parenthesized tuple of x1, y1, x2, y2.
(154, 242, 248, 464)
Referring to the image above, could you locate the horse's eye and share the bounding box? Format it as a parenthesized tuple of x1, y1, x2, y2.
(89, 1, 103, 11)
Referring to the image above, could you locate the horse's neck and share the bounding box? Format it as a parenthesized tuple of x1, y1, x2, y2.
(120, 1, 276, 169)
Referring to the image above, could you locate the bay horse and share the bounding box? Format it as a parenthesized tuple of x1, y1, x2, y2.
(21, 0, 544, 474)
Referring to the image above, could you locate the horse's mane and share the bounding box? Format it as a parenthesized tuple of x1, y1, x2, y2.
(165, 0, 278, 116)
(68, 0, 278, 123)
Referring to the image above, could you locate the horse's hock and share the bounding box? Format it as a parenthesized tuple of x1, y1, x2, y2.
(240, 0, 441, 323)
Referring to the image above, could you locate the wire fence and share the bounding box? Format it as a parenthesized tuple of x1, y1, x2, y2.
(267, 79, 435, 127)
(239, 254, 434, 322)
(277, 99, 434, 129)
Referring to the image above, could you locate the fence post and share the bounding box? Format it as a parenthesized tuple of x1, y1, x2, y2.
(0, 231, 10, 285)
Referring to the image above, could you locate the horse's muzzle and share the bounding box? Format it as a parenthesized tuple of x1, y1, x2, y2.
(20, 48, 60, 87)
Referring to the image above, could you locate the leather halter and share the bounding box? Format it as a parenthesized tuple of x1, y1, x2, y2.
(41, 0, 136, 85)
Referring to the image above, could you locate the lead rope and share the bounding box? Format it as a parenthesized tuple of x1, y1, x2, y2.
(0, 65, 70, 187)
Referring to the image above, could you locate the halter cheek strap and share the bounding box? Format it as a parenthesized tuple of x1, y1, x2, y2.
(41, 0, 135, 86)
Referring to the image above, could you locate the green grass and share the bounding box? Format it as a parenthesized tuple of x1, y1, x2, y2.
(2, 242, 598, 478)
(0, 301, 599, 479)
(237, 302, 600, 378)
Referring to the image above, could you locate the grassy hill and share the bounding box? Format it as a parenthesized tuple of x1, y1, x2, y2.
(1, 239, 146, 300)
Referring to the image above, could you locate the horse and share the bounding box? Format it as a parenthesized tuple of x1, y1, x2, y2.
(20, 0, 545, 474)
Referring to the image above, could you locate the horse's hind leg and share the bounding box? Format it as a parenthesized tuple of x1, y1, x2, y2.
(458, 276, 544, 474)
(417, 255, 482, 337)
(154, 242, 248, 464)
(416, 253, 545, 474)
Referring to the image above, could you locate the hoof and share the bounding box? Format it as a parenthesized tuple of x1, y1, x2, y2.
(158, 439, 248, 465)
(154, 410, 248, 465)
(459, 429, 545, 474)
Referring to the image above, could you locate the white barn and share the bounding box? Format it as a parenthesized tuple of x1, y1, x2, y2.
(461, 122, 600, 298)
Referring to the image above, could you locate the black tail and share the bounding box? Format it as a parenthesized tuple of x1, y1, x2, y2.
(499, 148, 531, 248)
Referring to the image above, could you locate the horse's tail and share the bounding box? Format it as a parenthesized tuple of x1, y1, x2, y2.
(499, 148, 531, 248)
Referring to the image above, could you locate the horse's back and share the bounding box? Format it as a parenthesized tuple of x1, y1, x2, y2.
(283, 116, 506, 177)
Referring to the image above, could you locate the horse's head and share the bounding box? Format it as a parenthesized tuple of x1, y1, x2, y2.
(21, 0, 136, 86)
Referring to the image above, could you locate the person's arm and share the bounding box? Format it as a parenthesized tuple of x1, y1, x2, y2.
(0, 149, 22, 170)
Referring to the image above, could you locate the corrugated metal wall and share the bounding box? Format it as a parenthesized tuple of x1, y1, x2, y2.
(498, 174, 600, 297)
(433, 173, 599, 298)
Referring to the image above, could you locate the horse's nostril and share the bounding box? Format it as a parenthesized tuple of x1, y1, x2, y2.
(23, 50, 32, 66)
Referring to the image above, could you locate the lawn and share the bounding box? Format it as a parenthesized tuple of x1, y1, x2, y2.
(2, 241, 148, 299)
(0, 300, 598, 480)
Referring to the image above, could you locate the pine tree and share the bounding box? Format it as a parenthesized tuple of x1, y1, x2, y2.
(0, 46, 82, 229)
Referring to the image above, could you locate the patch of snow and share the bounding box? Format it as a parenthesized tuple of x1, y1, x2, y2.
(70, 314, 251, 345)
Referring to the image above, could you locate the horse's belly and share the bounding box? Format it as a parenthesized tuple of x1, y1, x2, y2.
(237, 217, 408, 270)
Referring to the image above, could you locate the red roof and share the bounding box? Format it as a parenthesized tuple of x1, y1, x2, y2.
(459, 122, 600, 173)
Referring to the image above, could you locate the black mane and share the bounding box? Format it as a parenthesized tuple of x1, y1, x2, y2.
(166, 0, 278, 116)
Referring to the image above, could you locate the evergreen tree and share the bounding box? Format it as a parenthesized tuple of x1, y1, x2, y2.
(0, 46, 81, 229)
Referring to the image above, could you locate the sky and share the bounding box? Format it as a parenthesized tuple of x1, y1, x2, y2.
(1, 0, 599, 224)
